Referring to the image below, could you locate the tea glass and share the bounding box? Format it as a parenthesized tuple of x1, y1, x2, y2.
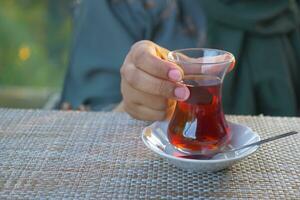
(167, 48, 235, 156)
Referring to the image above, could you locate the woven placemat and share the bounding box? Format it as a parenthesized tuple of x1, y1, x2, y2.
(0, 108, 299, 199)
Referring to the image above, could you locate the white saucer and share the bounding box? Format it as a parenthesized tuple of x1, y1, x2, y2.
(142, 121, 260, 172)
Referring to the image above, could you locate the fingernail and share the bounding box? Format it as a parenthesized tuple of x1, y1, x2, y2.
(168, 69, 182, 81)
(174, 87, 190, 100)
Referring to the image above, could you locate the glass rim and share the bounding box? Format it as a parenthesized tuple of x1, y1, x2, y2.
(168, 48, 235, 65)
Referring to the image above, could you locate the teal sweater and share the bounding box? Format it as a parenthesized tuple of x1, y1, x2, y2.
(60, 0, 300, 116)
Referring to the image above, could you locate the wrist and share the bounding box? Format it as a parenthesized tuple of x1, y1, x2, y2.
(113, 101, 125, 112)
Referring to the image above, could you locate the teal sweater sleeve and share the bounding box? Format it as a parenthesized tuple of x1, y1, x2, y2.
(60, 0, 205, 110)
(60, 0, 134, 110)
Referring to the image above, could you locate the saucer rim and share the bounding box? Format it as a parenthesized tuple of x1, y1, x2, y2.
(141, 121, 261, 163)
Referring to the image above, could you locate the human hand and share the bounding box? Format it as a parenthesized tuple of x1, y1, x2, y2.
(118, 40, 190, 121)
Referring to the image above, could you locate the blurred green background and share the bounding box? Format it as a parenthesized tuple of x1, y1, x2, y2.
(0, 0, 72, 108)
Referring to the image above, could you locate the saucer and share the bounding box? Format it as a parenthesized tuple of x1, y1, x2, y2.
(141, 121, 260, 172)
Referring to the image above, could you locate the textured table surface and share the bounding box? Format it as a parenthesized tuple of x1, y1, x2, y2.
(0, 108, 299, 199)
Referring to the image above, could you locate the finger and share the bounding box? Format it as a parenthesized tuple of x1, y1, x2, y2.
(122, 64, 190, 100)
(131, 41, 183, 82)
(123, 101, 166, 121)
(121, 80, 168, 111)
(155, 45, 169, 60)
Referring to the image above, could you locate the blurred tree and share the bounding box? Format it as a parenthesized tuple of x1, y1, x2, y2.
(0, 0, 72, 88)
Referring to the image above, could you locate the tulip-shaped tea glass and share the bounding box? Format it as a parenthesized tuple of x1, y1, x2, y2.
(168, 48, 235, 156)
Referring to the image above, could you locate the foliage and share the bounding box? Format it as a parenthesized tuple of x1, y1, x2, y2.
(0, 0, 72, 89)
